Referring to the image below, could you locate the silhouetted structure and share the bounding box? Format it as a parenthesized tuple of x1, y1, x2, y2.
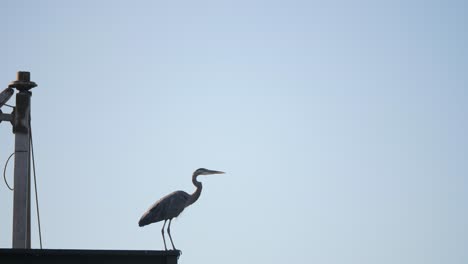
(1, 72, 185, 263)
(0, 249, 180, 264)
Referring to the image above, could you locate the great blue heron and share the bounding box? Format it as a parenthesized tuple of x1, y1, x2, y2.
(138, 168, 225, 250)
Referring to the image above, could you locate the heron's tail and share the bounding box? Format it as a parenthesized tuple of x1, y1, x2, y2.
(138, 213, 151, 227)
(138, 209, 160, 227)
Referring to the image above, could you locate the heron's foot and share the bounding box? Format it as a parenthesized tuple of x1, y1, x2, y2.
(168, 249, 182, 256)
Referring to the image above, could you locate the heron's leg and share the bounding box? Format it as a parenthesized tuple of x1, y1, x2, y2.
(167, 219, 176, 250)
(161, 220, 168, 251)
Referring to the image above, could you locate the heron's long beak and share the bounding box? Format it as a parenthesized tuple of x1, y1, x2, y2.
(206, 170, 225, 175)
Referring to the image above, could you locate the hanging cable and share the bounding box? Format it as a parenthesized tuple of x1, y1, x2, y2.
(3, 152, 14, 191)
(30, 122, 43, 249)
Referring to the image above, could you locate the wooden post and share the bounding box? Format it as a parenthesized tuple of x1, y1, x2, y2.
(9, 72, 36, 248)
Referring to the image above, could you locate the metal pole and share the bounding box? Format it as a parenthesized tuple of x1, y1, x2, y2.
(9, 72, 36, 249)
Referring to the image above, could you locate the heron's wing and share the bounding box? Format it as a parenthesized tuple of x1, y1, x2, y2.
(147, 191, 190, 215)
(139, 191, 190, 226)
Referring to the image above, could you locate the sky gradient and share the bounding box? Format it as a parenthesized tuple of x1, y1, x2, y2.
(1, 1, 467, 264)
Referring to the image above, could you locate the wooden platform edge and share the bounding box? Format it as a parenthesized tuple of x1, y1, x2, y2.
(0, 248, 181, 264)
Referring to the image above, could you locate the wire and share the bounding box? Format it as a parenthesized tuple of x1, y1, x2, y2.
(2, 110, 43, 248)
(30, 123, 43, 249)
(3, 153, 14, 191)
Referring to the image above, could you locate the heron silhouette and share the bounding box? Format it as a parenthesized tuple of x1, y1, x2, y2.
(138, 168, 225, 250)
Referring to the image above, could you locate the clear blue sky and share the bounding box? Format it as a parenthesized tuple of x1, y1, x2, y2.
(1, 1, 467, 263)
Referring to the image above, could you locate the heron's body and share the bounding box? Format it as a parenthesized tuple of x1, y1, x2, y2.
(138, 168, 224, 250)
(139, 191, 190, 226)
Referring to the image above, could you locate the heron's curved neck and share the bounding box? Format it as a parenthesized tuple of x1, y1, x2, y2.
(187, 174, 203, 206)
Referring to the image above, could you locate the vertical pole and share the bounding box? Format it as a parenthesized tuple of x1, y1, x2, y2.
(12, 110, 30, 248)
(9, 72, 36, 249)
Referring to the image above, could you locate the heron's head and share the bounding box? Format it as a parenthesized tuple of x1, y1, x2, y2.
(193, 168, 225, 176)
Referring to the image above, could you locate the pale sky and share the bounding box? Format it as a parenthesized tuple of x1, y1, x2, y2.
(1, 1, 467, 264)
